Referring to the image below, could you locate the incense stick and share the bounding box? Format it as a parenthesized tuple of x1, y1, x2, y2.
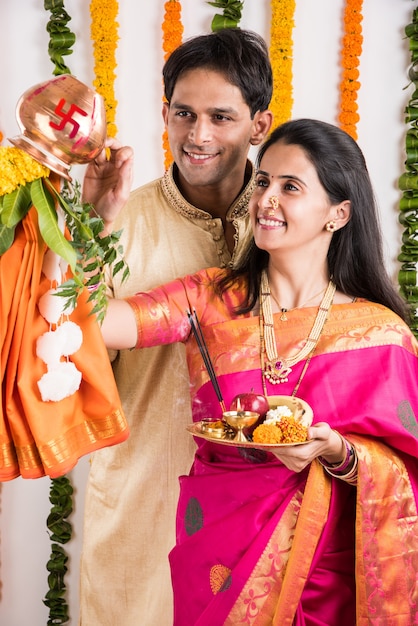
(187, 309, 226, 412)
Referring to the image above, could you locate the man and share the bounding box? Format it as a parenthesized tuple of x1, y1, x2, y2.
(79, 28, 273, 626)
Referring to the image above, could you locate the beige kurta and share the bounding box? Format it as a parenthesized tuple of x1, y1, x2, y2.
(79, 163, 254, 625)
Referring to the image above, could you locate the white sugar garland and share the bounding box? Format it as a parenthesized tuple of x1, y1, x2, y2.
(36, 206, 83, 402)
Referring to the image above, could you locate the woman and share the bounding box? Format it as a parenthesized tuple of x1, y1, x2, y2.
(101, 119, 418, 624)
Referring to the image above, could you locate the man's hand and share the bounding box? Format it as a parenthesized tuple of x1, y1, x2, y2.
(82, 137, 134, 231)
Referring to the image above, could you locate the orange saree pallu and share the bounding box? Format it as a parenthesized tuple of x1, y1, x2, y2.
(0, 207, 128, 480)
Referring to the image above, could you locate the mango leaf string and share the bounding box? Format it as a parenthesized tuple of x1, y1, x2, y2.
(398, 7, 418, 339)
(42, 2, 76, 623)
(44, 0, 76, 76)
(207, 0, 244, 31)
(42, 477, 73, 626)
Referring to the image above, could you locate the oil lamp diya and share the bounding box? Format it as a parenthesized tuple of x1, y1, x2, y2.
(222, 410, 260, 442)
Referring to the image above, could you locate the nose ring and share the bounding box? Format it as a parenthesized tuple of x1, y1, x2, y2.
(269, 196, 280, 210)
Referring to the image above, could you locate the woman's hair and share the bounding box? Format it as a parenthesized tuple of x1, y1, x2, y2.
(162, 28, 273, 117)
(221, 118, 409, 321)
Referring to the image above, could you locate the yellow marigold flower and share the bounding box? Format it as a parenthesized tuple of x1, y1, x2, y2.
(0, 147, 49, 196)
(269, 0, 296, 127)
(90, 0, 119, 137)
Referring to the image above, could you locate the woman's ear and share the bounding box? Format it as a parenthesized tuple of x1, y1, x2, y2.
(335, 200, 351, 228)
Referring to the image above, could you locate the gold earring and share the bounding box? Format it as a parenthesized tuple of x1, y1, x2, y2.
(269, 196, 280, 210)
(325, 220, 337, 232)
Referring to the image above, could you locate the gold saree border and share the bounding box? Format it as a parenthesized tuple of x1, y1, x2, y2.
(272, 460, 331, 625)
(0, 409, 128, 479)
(187, 301, 416, 392)
(352, 435, 418, 624)
(225, 439, 418, 624)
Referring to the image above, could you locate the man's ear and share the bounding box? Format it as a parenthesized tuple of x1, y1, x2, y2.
(162, 101, 169, 126)
(250, 109, 273, 146)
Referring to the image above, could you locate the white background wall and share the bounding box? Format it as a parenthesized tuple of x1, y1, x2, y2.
(0, 1, 415, 624)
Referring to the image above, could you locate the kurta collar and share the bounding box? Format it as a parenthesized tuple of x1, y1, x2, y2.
(160, 161, 256, 222)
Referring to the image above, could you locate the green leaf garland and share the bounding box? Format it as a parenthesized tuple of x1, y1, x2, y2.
(42, 3, 76, 623)
(44, 0, 76, 75)
(207, 0, 244, 31)
(398, 7, 418, 338)
(42, 477, 73, 625)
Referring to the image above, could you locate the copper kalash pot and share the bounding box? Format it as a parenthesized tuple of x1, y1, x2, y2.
(9, 74, 106, 179)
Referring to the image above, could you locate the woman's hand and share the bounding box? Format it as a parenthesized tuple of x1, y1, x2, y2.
(82, 137, 134, 231)
(264, 422, 345, 472)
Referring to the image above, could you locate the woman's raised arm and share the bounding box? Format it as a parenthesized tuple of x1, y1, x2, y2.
(100, 299, 138, 350)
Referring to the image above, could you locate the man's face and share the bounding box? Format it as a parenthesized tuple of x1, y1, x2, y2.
(162, 68, 260, 191)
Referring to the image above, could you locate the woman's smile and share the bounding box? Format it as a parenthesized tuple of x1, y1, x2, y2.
(257, 214, 287, 229)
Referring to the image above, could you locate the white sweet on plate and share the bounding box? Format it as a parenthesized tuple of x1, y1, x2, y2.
(264, 405, 293, 424)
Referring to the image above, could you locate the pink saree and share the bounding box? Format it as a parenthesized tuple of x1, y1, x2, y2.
(128, 268, 418, 625)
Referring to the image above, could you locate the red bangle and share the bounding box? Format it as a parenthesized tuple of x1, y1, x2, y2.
(318, 433, 354, 473)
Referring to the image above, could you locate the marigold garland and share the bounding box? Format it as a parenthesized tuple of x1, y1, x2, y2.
(0, 147, 49, 196)
(90, 0, 119, 138)
(269, 0, 296, 127)
(162, 0, 183, 170)
(338, 0, 363, 140)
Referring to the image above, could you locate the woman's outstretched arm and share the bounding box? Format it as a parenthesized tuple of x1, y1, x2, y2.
(100, 299, 138, 350)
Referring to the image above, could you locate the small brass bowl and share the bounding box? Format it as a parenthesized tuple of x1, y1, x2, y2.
(222, 411, 260, 442)
(200, 419, 226, 439)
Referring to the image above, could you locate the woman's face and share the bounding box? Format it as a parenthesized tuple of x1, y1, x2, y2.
(249, 140, 338, 256)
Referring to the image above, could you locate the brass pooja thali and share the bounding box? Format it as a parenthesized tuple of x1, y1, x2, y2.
(187, 395, 313, 448)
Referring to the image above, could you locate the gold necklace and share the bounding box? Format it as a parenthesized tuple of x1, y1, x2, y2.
(259, 269, 336, 385)
(269, 286, 328, 321)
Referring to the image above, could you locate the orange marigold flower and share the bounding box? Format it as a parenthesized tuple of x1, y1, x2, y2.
(162, 1, 183, 169)
(338, 0, 363, 140)
(253, 416, 308, 445)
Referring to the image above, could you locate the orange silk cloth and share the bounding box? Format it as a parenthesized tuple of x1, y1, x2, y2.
(0, 206, 128, 480)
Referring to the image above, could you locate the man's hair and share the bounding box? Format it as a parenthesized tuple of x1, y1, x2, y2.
(163, 28, 272, 117)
